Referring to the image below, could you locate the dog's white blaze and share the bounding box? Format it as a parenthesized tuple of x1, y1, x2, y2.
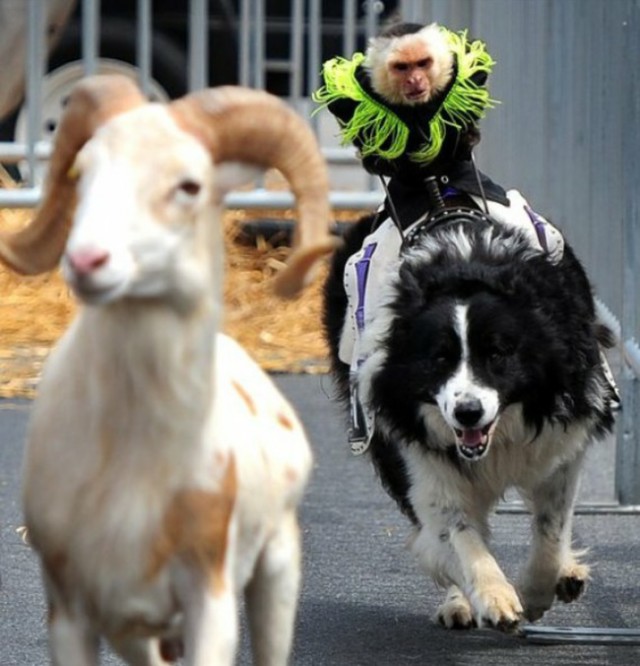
(435, 304, 500, 430)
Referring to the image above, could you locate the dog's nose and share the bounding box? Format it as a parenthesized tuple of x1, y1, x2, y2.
(454, 399, 484, 427)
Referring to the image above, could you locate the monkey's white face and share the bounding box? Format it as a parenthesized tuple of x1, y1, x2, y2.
(366, 24, 454, 107)
(388, 44, 438, 104)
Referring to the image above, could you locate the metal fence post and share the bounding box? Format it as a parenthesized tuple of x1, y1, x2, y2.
(25, 0, 45, 188)
(188, 0, 208, 92)
(614, 0, 640, 505)
(81, 0, 99, 75)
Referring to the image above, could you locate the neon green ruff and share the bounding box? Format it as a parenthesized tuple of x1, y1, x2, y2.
(313, 28, 498, 165)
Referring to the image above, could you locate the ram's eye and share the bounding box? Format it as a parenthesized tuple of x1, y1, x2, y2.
(177, 179, 201, 197)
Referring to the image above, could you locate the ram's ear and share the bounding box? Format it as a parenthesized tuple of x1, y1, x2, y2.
(0, 74, 146, 275)
(169, 86, 340, 297)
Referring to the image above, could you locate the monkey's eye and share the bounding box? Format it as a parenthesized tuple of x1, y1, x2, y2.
(417, 58, 433, 69)
(392, 62, 409, 72)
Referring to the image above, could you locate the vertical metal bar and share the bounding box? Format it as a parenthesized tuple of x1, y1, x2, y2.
(364, 2, 380, 193)
(617, 346, 640, 505)
(343, 1, 356, 57)
(307, 0, 322, 130)
(615, 0, 640, 505)
(289, 0, 304, 103)
(26, 0, 46, 187)
(136, 0, 152, 96)
(254, 0, 265, 90)
(621, 0, 640, 362)
(239, 0, 251, 86)
(189, 0, 209, 91)
(82, 0, 100, 75)
(364, 0, 380, 40)
(307, 0, 321, 95)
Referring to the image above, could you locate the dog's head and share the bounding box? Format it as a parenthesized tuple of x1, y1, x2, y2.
(358, 224, 602, 462)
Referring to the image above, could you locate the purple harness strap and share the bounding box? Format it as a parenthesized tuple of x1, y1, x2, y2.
(354, 243, 377, 333)
(524, 205, 549, 252)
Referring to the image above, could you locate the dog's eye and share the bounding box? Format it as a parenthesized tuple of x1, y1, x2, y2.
(487, 338, 516, 358)
(487, 349, 513, 373)
(432, 350, 454, 367)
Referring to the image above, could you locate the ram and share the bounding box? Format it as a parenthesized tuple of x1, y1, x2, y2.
(0, 75, 336, 665)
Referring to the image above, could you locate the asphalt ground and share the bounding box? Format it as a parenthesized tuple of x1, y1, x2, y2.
(1, 374, 640, 665)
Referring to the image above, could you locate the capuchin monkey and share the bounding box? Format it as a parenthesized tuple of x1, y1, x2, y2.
(365, 23, 455, 106)
(315, 20, 492, 183)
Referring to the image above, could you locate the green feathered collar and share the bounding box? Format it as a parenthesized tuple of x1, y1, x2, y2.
(313, 27, 498, 165)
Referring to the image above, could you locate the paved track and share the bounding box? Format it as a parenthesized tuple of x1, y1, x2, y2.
(1, 375, 639, 665)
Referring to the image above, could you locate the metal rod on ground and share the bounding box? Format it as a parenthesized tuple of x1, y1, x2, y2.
(524, 626, 640, 646)
(497, 501, 640, 515)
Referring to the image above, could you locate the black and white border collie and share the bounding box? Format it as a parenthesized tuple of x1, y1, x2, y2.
(324, 206, 617, 631)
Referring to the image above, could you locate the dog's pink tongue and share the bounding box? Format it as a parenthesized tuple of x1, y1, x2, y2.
(462, 429, 484, 447)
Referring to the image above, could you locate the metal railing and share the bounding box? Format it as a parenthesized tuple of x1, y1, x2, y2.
(0, 0, 385, 210)
(0, 0, 638, 503)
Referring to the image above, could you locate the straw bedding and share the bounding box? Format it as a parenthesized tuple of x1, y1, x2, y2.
(0, 171, 361, 397)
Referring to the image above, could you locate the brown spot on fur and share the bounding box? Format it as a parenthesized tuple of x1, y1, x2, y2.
(213, 450, 227, 466)
(277, 412, 294, 430)
(285, 467, 298, 483)
(148, 456, 237, 594)
(232, 380, 256, 415)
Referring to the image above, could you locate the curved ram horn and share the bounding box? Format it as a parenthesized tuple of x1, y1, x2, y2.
(169, 86, 339, 297)
(0, 74, 146, 275)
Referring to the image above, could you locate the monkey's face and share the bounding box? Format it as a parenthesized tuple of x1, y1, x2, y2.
(366, 24, 454, 107)
(388, 50, 437, 104)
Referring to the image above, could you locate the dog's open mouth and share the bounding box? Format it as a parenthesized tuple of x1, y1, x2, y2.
(454, 422, 495, 460)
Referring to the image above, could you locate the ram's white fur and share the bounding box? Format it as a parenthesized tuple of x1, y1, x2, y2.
(21, 101, 315, 665)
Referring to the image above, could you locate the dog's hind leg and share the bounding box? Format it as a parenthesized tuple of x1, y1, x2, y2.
(518, 452, 589, 621)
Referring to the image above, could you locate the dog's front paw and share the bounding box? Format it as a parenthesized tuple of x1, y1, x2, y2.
(469, 582, 523, 632)
(436, 588, 476, 630)
(556, 561, 590, 603)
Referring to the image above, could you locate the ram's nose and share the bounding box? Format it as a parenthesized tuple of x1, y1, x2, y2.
(66, 248, 110, 276)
